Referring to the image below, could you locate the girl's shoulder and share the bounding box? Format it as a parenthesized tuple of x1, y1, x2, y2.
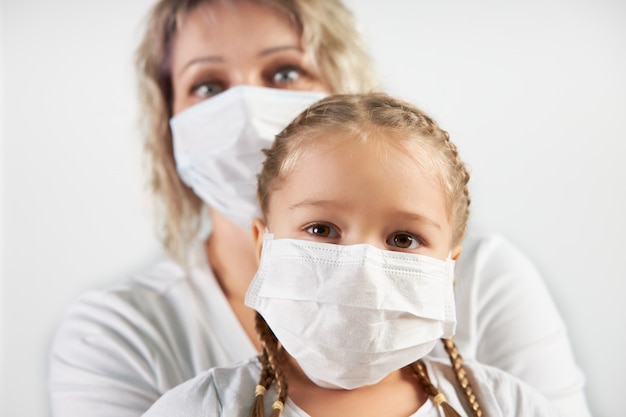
(142, 356, 263, 417)
(422, 357, 559, 417)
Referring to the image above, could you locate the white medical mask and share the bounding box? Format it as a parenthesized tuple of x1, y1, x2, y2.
(170, 86, 326, 231)
(245, 234, 457, 390)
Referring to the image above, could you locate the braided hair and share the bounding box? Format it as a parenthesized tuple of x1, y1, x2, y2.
(258, 93, 470, 246)
(249, 313, 288, 417)
(253, 93, 477, 416)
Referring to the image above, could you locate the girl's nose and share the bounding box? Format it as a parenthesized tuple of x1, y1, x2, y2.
(346, 233, 387, 250)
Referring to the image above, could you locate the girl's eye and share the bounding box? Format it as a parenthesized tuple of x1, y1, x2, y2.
(192, 82, 224, 99)
(305, 223, 339, 238)
(272, 66, 301, 85)
(387, 233, 420, 249)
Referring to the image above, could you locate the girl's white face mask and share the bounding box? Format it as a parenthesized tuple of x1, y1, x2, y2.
(170, 86, 326, 231)
(245, 234, 457, 390)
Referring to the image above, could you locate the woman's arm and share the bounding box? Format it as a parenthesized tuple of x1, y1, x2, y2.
(49, 290, 166, 417)
(453, 233, 591, 416)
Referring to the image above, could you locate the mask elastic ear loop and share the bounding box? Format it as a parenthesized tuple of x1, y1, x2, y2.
(262, 230, 276, 249)
(445, 251, 457, 291)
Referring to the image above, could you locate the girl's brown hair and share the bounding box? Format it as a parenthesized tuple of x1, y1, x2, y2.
(134, 0, 376, 260)
(252, 93, 481, 416)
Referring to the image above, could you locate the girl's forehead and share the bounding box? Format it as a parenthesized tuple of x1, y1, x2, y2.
(269, 129, 451, 228)
(285, 129, 445, 194)
(292, 128, 431, 166)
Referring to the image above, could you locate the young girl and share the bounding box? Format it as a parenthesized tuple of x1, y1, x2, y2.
(142, 93, 556, 417)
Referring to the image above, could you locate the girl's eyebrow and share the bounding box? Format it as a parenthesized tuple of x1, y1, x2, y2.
(289, 199, 442, 230)
(179, 45, 303, 76)
(288, 199, 339, 210)
(400, 212, 442, 230)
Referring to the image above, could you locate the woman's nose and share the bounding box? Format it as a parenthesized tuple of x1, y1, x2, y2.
(229, 71, 266, 88)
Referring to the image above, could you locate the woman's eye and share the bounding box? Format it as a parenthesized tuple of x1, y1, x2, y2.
(305, 223, 338, 238)
(192, 82, 224, 99)
(272, 67, 301, 85)
(387, 233, 420, 249)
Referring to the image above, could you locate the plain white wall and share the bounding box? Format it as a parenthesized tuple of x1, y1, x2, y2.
(2, 1, 624, 416)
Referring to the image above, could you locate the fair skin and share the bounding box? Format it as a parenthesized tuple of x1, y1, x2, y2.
(251, 132, 461, 417)
(171, 1, 329, 111)
(170, 1, 329, 349)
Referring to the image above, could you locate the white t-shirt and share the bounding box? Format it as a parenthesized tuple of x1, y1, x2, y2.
(140, 356, 558, 417)
(48, 233, 591, 416)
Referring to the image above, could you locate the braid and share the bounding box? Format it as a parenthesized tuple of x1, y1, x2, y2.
(249, 313, 289, 417)
(265, 330, 288, 417)
(443, 338, 483, 417)
(440, 130, 471, 245)
(410, 360, 462, 417)
(249, 314, 274, 417)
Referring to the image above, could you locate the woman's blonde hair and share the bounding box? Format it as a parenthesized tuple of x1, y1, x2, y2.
(252, 93, 481, 417)
(135, 0, 376, 259)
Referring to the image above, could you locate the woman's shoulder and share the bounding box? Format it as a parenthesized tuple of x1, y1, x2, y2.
(55, 240, 224, 324)
(457, 232, 538, 274)
(48, 255, 201, 413)
(454, 231, 551, 308)
(55, 256, 196, 328)
(422, 357, 558, 416)
(49, 247, 258, 415)
(49, 246, 234, 364)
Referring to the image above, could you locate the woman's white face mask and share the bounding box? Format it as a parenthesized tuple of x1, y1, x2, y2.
(170, 86, 325, 231)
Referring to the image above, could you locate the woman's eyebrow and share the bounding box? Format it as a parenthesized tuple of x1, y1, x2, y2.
(178, 55, 224, 76)
(178, 45, 302, 76)
(258, 45, 303, 57)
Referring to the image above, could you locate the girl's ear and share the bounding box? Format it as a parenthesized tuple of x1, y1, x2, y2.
(251, 218, 267, 263)
(451, 245, 463, 261)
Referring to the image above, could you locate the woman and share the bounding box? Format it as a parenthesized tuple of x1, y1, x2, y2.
(48, 1, 590, 416)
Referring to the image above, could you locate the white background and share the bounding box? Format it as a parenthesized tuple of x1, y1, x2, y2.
(1, 0, 624, 416)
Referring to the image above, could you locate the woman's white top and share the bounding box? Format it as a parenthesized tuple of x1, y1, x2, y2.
(48, 233, 591, 417)
(140, 356, 558, 417)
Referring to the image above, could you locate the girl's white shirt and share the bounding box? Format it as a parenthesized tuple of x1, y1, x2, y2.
(139, 355, 557, 417)
(48, 233, 591, 417)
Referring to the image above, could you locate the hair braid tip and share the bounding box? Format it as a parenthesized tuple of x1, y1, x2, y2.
(269, 400, 284, 417)
(433, 392, 447, 406)
(272, 400, 284, 412)
(255, 385, 267, 397)
(410, 360, 462, 417)
(249, 389, 266, 417)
